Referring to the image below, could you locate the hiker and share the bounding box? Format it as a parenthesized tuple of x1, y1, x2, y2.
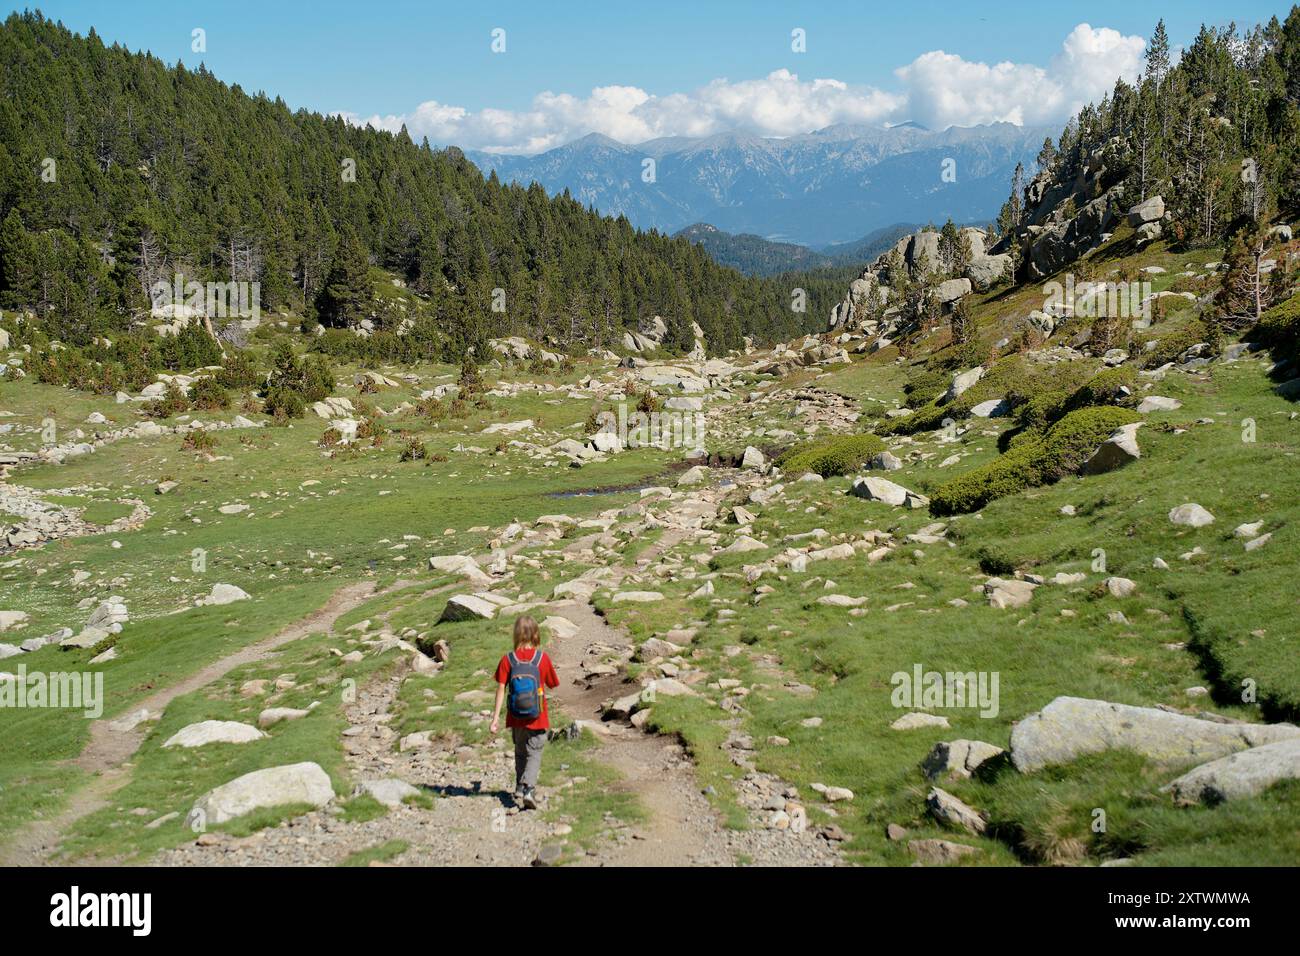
(489, 615, 560, 809)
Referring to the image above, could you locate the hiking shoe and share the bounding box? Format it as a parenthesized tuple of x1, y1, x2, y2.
(521, 787, 539, 810)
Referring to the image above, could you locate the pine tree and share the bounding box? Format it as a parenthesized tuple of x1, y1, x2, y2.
(1217, 223, 1278, 329)
(316, 226, 371, 328)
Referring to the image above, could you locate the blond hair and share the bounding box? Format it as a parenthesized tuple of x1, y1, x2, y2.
(513, 615, 540, 649)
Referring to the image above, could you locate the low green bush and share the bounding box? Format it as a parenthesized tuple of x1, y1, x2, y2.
(189, 376, 230, 410)
(1137, 319, 1210, 369)
(880, 355, 1080, 436)
(777, 433, 886, 477)
(931, 406, 1141, 515)
(1251, 292, 1300, 364)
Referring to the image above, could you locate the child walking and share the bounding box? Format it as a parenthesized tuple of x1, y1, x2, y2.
(490, 615, 560, 809)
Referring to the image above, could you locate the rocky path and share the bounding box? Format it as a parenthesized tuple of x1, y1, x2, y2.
(0, 578, 391, 866)
(153, 538, 740, 867)
(9, 462, 845, 867)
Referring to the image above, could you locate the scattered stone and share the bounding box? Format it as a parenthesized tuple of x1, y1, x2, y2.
(1165, 738, 1300, 805)
(926, 787, 987, 834)
(163, 720, 266, 749)
(891, 712, 950, 731)
(258, 707, 310, 728)
(355, 778, 422, 808)
(1168, 503, 1215, 528)
(984, 577, 1036, 609)
(190, 762, 334, 825)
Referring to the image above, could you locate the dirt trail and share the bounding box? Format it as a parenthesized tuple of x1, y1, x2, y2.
(151, 531, 738, 867)
(545, 596, 736, 866)
(1, 578, 394, 866)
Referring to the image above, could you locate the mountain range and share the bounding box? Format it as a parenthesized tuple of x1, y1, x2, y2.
(468, 123, 1050, 248)
(671, 222, 921, 277)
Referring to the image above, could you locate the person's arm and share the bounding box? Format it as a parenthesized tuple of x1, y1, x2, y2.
(490, 681, 506, 734)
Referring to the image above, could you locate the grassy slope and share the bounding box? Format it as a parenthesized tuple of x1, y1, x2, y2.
(0, 357, 670, 846)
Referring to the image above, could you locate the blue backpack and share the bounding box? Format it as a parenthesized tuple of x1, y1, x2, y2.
(507, 651, 545, 720)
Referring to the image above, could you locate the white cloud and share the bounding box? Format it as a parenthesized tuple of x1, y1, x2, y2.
(338, 23, 1145, 153)
(897, 24, 1146, 129)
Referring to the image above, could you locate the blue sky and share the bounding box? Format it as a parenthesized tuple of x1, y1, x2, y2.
(12, 1, 1292, 151)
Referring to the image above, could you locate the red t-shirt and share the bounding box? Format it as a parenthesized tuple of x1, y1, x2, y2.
(495, 647, 560, 730)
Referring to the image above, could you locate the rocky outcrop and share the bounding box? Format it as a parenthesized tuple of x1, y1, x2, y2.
(1010, 696, 1300, 772)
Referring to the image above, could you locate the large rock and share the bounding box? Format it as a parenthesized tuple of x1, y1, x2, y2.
(355, 778, 422, 808)
(428, 554, 491, 584)
(1080, 422, 1141, 475)
(163, 720, 266, 749)
(438, 594, 499, 622)
(984, 577, 1036, 609)
(190, 761, 334, 825)
(0, 610, 29, 632)
(922, 739, 1005, 780)
(1137, 395, 1181, 413)
(1127, 195, 1165, 226)
(943, 367, 984, 403)
(905, 231, 942, 272)
(1168, 503, 1215, 528)
(926, 787, 987, 834)
(965, 253, 1011, 291)
(849, 476, 926, 509)
(1164, 738, 1300, 805)
(677, 465, 709, 487)
(200, 583, 250, 606)
(610, 591, 664, 604)
(935, 278, 973, 305)
(908, 838, 977, 865)
(1010, 696, 1300, 773)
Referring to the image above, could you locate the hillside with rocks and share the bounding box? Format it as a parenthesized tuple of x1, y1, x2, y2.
(1, 8, 1299, 870)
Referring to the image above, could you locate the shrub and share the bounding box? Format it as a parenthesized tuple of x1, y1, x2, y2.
(1013, 388, 1072, 432)
(189, 376, 230, 410)
(902, 368, 949, 409)
(181, 428, 217, 454)
(880, 355, 1068, 436)
(143, 380, 189, 419)
(215, 349, 261, 390)
(319, 427, 342, 447)
(778, 434, 886, 477)
(930, 406, 1141, 515)
(1251, 292, 1300, 364)
(263, 385, 305, 419)
(398, 437, 427, 462)
(1137, 320, 1210, 369)
(1068, 365, 1136, 409)
(458, 354, 482, 394)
